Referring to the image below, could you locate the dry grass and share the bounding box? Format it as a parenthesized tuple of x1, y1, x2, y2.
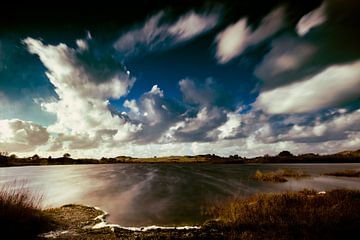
(0, 181, 52, 238)
(324, 169, 360, 177)
(252, 169, 310, 182)
(206, 189, 360, 239)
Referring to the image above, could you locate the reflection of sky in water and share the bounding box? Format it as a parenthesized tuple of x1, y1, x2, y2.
(1, 164, 360, 226)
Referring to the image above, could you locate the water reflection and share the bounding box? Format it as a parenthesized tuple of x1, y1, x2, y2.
(1, 163, 360, 226)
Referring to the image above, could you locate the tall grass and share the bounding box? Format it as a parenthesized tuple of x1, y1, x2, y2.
(0, 181, 51, 238)
(252, 169, 310, 182)
(206, 189, 360, 239)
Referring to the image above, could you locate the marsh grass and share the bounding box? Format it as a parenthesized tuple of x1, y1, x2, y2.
(0, 181, 52, 238)
(252, 169, 310, 182)
(206, 189, 360, 239)
(324, 169, 360, 177)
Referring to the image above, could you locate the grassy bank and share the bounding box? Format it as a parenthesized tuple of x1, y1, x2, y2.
(0, 182, 52, 238)
(252, 169, 310, 182)
(324, 169, 360, 177)
(207, 189, 360, 239)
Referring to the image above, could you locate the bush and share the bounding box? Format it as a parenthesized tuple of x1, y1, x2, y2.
(0, 181, 51, 238)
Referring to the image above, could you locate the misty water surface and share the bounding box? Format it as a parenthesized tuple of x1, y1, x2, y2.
(1, 163, 360, 226)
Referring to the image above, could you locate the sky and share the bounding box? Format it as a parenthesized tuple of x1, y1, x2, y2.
(0, 0, 359, 158)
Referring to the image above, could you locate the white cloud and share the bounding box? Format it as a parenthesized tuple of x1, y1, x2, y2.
(23, 37, 142, 151)
(214, 19, 250, 64)
(217, 112, 242, 139)
(279, 109, 360, 141)
(255, 60, 360, 114)
(114, 9, 220, 56)
(296, 2, 327, 36)
(169, 11, 219, 41)
(215, 7, 285, 63)
(123, 99, 139, 115)
(0, 119, 49, 152)
(165, 107, 227, 142)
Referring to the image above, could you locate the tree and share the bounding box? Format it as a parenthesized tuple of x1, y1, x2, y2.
(63, 153, 71, 158)
(31, 154, 40, 160)
(0, 151, 9, 157)
(278, 151, 293, 157)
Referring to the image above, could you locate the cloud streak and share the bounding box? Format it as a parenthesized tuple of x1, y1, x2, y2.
(255, 60, 360, 114)
(114, 9, 220, 57)
(296, 2, 327, 36)
(215, 7, 285, 63)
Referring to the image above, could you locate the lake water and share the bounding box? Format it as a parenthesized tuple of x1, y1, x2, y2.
(1, 163, 360, 227)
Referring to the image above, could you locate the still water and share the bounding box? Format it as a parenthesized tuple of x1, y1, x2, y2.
(1, 163, 360, 227)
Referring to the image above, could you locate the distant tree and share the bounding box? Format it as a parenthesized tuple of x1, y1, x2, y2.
(278, 151, 293, 157)
(31, 154, 40, 160)
(0, 151, 9, 157)
(63, 153, 71, 158)
(9, 154, 17, 159)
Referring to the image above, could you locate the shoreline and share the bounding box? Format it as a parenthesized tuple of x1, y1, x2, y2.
(39, 204, 214, 240)
(1, 150, 359, 168)
(37, 189, 360, 240)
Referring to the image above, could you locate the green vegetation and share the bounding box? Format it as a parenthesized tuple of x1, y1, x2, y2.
(252, 169, 310, 182)
(207, 189, 360, 239)
(324, 169, 360, 177)
(0, 182, 51, 239)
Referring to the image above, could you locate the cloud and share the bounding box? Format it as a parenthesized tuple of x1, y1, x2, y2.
(166, 107, 227, 142)
(255, 36, 316, 87)
(296, 2, 327, 36)
(114, 9, 220, 57)
(255, 60, 360, 114)
(124, 85, 186, 143)
(216, 112, 242, 139)
(0, 119, 49, 152)
(278, 109, 360, 143)
(24, 37, 142, 151)
(215, 7, 285, 63)
(179, 78, 232, 108)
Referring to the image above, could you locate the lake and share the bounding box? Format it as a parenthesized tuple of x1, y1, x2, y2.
(1, 163, 360, 227)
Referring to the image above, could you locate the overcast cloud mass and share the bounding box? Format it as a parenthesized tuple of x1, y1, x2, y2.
(0, 0, 359, 158)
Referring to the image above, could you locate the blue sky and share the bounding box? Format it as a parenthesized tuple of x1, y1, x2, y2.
(0, 0, 359, 157)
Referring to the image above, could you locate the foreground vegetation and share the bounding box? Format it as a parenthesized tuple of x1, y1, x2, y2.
(0, 182, 51, 238)
(207, 189, 360, 239)
(1, 149, 360, 167)
(324, 169, 360, 177)
(2, 184, 359, 239)
(252, 169, 310, 182)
